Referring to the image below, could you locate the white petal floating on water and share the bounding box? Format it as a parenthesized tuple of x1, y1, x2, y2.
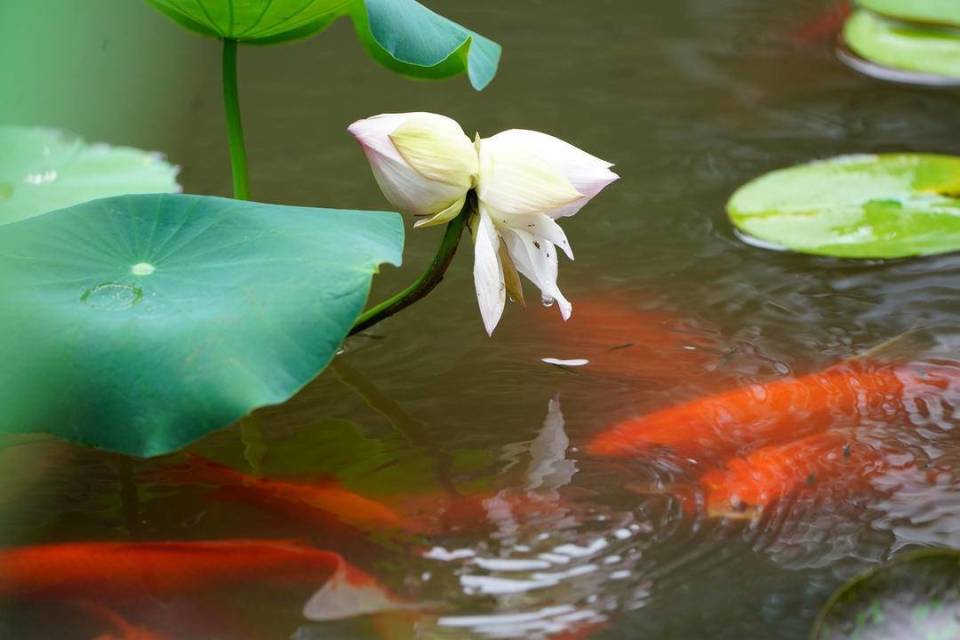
(541, 357, 590, 367)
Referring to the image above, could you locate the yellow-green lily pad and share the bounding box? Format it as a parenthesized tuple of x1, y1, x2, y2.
(843, 9, 960, 80)
(727, 154, 960, 258)
(858, 0, 960, 28)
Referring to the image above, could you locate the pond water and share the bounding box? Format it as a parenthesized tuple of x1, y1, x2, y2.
(6, 0, 960, 638)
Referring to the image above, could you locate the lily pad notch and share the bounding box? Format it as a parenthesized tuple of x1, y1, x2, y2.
(0, 193, 404, 457)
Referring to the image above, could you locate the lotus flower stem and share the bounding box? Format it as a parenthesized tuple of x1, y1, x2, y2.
(350, 198, 470, 335)
(222, 39, 251, 200)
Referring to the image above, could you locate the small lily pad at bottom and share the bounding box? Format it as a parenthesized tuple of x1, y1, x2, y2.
(727, 153, 960, 259)
(0, 193, 403, 457)
(813, 549, 960, 640)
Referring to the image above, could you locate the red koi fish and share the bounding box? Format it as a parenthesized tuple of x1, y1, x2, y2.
(699, 430, 892, 518)
(787, 1, 851, 45)
(74, 601, 174, 640)
(588, 362, 952, 461)
(155, 455, 426, 535)
(0, 539, 388, 608)
(538, 295, 720, 382)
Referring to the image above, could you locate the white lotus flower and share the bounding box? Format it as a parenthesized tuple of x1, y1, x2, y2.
(349, 114, 618, 335)
(473, 130, 618, 334)
(348, 112, 478, 228)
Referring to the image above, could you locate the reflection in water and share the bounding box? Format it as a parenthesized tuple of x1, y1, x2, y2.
(8, 0, 960, 637)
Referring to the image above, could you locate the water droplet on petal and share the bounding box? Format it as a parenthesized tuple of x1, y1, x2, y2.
(81, 283, 143, 310)
(542, 295, 556, 308)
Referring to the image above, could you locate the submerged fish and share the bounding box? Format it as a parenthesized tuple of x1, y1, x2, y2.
(698, 430, 893, 518)
(787, 1, 852, 45)
(0, 539, 395, 612)
(74, 601, 174, 640)
(153, 454, 426, 535)
(537, 295, 720, 382)
(588, 361, 953, 461)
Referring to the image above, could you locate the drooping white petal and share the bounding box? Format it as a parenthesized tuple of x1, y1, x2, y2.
(481, 129, 618, 219)
(477, 135, 583, 216)
(485, 210, 574, 260)
(472, 212, 506, 335)
(500, 226, 572, 321)
(348, 112, 475, 219)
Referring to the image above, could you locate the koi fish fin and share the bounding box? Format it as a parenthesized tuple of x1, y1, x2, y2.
(71, 600, 173, 640)
(851, 326, 936, 366)
(302, 558, 425, 622)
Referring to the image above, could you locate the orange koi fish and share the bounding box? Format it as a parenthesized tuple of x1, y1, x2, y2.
(588, 362, 951, 461)
(538, 295, 719, 382)
(787, 1, 851, 45)
(155, 455, 426, 535)
(0, 539, 375, 602)
(698, 430, 892, 518)
(74, 601, 174, 640)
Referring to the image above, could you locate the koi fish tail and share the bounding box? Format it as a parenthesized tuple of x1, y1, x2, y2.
(302, 557, 411, 622)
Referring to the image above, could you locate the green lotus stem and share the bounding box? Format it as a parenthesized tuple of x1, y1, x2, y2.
(350, 199, 470, 335)
(331, 360, 461, 497)
(222, 39, 251, 200)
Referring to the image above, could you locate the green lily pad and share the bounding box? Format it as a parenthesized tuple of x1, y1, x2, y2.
(0, 127, 180, 226)
(0, 193, 403, 457)
(144, 0, 350, 43)
(858, 0, 960, 28)
(813, 550, 960, 640)
(843, 10, 960, 80)
(350, 0, 500, 90)
(727, 153, 960, 258)
(145, 0, 500, 89)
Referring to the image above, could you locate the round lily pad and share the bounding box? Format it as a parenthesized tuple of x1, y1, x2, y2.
(146, 0, 500, 90)
(813, 550, 960, 640)
(843, 10, 960, 81)
(727, 153, 960, 259)
(0, 193, 403, 457)
(859, 0, 960, 28)
(0, 127, 179, 226)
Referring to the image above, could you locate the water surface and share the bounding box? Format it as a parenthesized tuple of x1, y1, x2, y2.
(5, 1, 960, 638)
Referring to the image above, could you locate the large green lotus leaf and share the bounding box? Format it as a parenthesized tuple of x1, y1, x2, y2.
(727, 154, 960, 258)
(0, 127, 179, 226)
(350, 0, 501, 90)
(843, 10, 960, 79)
(144, 0, 500, 89)
(813, 550, 960, 640)
(0, 194, 403, 457)
(859, 0, 960, 28)
(144, 0, 350, 43)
